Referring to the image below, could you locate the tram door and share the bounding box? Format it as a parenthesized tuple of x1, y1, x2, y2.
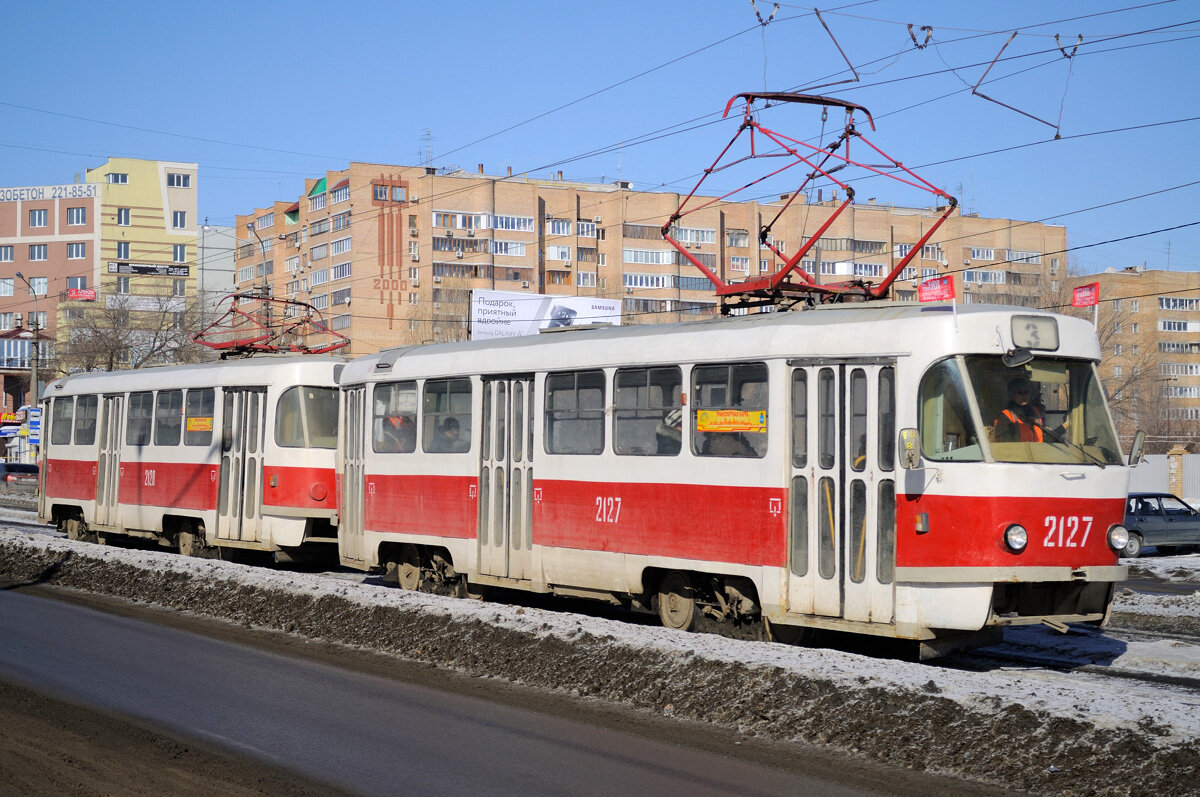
(478, 376, 534, 581)
(787, 362, 896, 625)
(339, 386, 366, 565)
(216, 389, 266, 543)
(94, 395, 123, 528)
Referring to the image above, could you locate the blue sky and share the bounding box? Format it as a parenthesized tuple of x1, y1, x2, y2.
(4, 1, 1199, 273)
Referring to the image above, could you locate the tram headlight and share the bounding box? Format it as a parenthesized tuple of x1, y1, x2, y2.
(1107, 525, 1130, 552)
(1004, 524, 1028, 553)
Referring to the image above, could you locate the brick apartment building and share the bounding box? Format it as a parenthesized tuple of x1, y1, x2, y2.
(0, 157, 198, 456)
(235, 162, 1068, 357)
(1070, 267, 1200, 448)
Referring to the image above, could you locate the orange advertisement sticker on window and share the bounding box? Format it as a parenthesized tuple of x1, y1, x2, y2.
(695, 409, 766, 433)
(186, 417, 213, 432)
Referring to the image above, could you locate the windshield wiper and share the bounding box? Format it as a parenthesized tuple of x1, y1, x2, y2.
(1026, 414, 1107, 468)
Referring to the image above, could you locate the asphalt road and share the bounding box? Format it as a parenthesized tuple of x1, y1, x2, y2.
(0, 589, 903, 797)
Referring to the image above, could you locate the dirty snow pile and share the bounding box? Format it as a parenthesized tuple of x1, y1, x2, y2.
(2, 529, 1198, 796)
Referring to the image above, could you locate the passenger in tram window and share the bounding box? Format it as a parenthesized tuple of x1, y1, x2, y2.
(701, 431, 756, 457)
(430, 416, 465, 452)
(378, 415, 415, 453)
(655, 408, 683, 455)
(993, 377, 1045, 443)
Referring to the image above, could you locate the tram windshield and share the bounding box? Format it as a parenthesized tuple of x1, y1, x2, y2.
(918, 355, 1122, 466)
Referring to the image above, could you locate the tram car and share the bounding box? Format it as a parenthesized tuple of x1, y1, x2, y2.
(338, 303, 1131, 655)
(39, 355, 344, 559)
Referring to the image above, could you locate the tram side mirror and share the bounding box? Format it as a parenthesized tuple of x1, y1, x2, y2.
(1002, 347, 1033, 368)
(899, 428, 921, 470)
(1128, 430, 1145, 466)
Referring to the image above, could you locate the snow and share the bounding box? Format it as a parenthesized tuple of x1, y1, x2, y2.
(4, 527, 1200, 749)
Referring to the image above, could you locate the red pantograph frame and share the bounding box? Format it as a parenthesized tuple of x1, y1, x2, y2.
(194, 293, 350, 356)
(662, 92, 958, 308)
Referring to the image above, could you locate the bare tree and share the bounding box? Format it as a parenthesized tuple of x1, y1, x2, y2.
(58, 293, 213, 374)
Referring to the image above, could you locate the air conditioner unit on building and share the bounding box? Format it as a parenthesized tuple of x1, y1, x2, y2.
(563, 261, 571, 269)
(467, 230, 474, 237)
(410, 253, 419, 262)
(456, 251, 463, 259)
(411, 279, 419, 288)
(521, 280, 529, 289)
(433, 276, 441, 283)
(593, 216, 602, 222)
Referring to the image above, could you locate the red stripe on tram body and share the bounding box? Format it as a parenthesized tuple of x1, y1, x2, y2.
(363, 473, 478, 539)
(895, 493, 1125, 568)
(117, 461, 220, 511)
(43, 458, 98, 501)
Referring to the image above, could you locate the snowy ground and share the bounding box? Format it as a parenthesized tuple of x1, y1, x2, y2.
(1, 527, 1199, 795)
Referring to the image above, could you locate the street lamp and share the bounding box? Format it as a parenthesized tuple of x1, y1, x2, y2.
(14, 271, 39, 461)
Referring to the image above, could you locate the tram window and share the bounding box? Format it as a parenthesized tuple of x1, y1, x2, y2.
(878, 367, 895, 471)
(544, 370, 605, 455)
(154, 390, 184, 446)
(74, 395, 98, 446)
(791, 371, 807, 468)
(877, 480, 895, 584)
(918, 359, 982, 462)
(126, 392, 153, 446)
(276, 386, 339, 449)
(50, 397, 74, 446)
(184, 389, 214, 446)
(614, 366, 682, 456)
(849, 480, 867, 583)
(817, 476, 836, 579)
(692, 362, 767, 458)
(789, 476, 808, 576)
(423, 378, 472, 453)
(817, 368, 836, 468)
(849, 369, 867, 472)
(372, 381, 417, 454)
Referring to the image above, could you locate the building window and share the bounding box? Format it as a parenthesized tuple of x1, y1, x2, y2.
(332, 212, 351, 231)
(331, 262, 352, 281)
(67, 206, 86, 225)
(311, 294, 329, 311)
(173, 278, 186, 297)
(1006, 249, 1041, 264)
(1131, 323, 1139, 334)
(728, 229, 750, 248)
(331, 287, 351, 306)
(254, 212, 275, 230)
(492, 240, 527, 256)
(489, 214, 534, 232)
(285, 255, 300, 273)
(28, 209, 47, 228)
(1131, 300, 1139, 312)
(330, 185, 350, 204)
(172, 210, 186, 229)
(310, 243, 328, 261)
(0, 313, 12, 330)
(409, 292, 418, 305)
(547, 245, 570, 261)
(577, 220, 597, 238)
(310, 269, 330, 287)
(29, 277, 47, 295)
(67, 243, 87, 259)
(237, 266, 254, 283)
(309, 193, 326, 212)
(309, 218, 329, 236)
(331, 236, 351, 255)
(116, 276, 130, 294)
(373, 185, 388, 201)
(1114, 344, 1123, 356)
(548, 219, 571, 236)
(29, 244, 47, 261)
(0, 246, 11, 263)
(117, 208, 131, 226)
(577, 271, 597, 288)
(67, 276, 86, 290)
(331, 314, 350, 330)
(116, 241, 130, 259)
(167, 173, 191, 188)
(0, 279, 11, 297)
(106, 173, 128, 184)
(173, 244, 186, 263)
(969, 248, 994, 260)
(29, 311, 46, 329)
(730, 256, 750, 272)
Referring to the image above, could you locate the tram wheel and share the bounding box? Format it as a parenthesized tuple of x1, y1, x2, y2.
(397, 544, 422, 591)
(63, 517, 86, 542)
(657, 571, 697, 631)
(457, 576, 490, 601)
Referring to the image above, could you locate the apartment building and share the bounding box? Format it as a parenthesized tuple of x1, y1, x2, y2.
(1072, 267, 1200, 448)
(234, 163, 1066, 356)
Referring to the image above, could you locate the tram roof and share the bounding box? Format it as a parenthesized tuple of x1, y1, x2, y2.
(343, 302, 1100, 384)
(45, 353, 347, 396)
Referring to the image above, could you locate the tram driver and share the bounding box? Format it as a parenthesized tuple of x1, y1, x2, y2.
(993, 377, 1046, 443)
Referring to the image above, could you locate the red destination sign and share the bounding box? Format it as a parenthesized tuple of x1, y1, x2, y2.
(68, 288, 97, 301)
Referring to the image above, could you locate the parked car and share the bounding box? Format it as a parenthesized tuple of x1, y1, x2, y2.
(1123, 492, 1200, 557)
(0, 462, 37, 494)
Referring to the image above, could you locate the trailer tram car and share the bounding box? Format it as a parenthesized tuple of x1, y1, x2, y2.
(40, 356, 344, 559)
(338, 303, 1130, 655)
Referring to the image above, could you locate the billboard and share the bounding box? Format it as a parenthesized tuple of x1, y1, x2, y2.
(470, 289, 621, 341)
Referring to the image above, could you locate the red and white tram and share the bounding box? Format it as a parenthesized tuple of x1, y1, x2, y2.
(337, 303, 1131, 654)
(39, 355, 344, 559)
